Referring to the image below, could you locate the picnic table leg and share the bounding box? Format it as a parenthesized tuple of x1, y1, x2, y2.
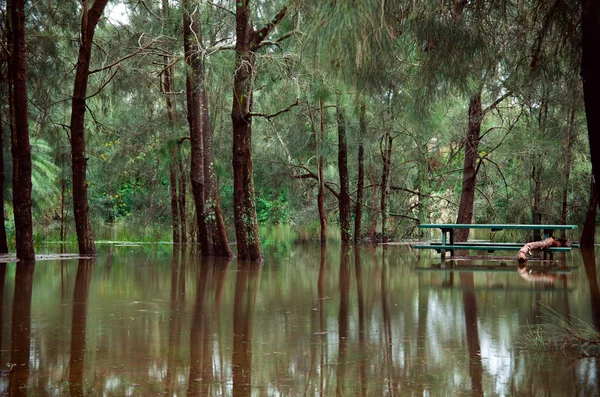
(449, 229, 455, 257)
(440, 229, 447, 260)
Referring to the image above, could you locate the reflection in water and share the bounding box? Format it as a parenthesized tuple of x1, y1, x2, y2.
(9, 261, 35, 396)
(0, 263, 6, 355)
(69, 259, 95, 396)
(232, 262, 262, 397)
(0, 244, 598, 395)
(336, 245, 350, 397)
(460, 271, 483, 397)
(581, 249, 600, 330)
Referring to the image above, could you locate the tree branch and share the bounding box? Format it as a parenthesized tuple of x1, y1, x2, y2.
(482, 90, 513, 115)
(207, 1, 235, 17)
(251, 6, 287, 50)
(249, 99, 301, 120)
(90, 36, 157, 74)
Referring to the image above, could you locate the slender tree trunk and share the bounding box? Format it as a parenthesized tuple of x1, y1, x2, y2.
(455, 92, 482, 242)
(380, 132, 393, 242)
(0, 85, 8, 254)
(531, 164, 542, 240)
(354, 101, 366, 243)
(70, 0, 109, 256)
(162, 0, 181, 244)
(178, 149, 187, 243)
(337, 101, 351, 244)
(231, 2, 287, 261)
(9, 0, 34, 260)
(183, 0, 209, 253)
(368, 164, 379, 240)
(581, 176, 598, 249)
(318, 101, 327, 244)
(581, 0, 600, 211)
(560, 102, 576, 237)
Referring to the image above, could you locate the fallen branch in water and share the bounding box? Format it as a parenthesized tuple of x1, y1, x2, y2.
(517, 237, 571, 264)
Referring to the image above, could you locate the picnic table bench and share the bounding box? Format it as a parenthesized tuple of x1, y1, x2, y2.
(414, 223, 579, 258)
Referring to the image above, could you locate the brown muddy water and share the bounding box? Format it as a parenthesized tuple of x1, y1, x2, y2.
(0, 243, 599, 396)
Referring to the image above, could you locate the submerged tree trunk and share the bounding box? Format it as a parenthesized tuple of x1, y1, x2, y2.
(9, 0, 34, 260)
(380, 131, 393, 242)
(581, 176, 598, 249)
(455, 93, 482, 242)
(337, 100, 351, 244)
(354, 101, 366, 243)
(183, 0, 209, 253)
(581, 0, 600, 211)
(70, 0, 109, 256)
(231, 2, 287, 261)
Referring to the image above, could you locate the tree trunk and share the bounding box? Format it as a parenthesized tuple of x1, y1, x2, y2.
(354, 101, 366, 243)
(455, 92, 482, 242)
(318, 101, 327, 244)
(183, 0, 209, 254)
(560, 102, 576, 238)
(231, 2, 287, 261)
(0, 78, 8, 254)
(517, 236, 571, 263)
(368, 164, 379, 240)
(162, 0, 181, 245)
(531, 164, 543, 240)
(202, 77, 232, 258)
(178, 149, 187, 244)
(581, 0, 600, 211)
(9, 0, 34, 261)
(380, 132, 393, 242)
(581, 176, 598, 249)
(337, 101, 351, 244)
(70, 0, 109, 256)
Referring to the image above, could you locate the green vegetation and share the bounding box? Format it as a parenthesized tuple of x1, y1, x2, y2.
(0, 0, 596, 249)
(519, 304, 600, 356)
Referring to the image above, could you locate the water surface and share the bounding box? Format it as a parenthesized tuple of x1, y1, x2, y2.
(1, 243, 598, 396)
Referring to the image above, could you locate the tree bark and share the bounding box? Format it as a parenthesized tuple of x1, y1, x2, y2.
(560, 102, 576, 237)
(0, 71, 8, 254)
(517, 236, 571, 263)
(354, 101, 366, 243)
(231, 2, 287, 261)
(162, 0, 181, 245)
(9, 0, 34, 260)
(380, 132, 393, 242)
(368, 164, 379, 240)
(70, 0, 109, 256)
(183, 0, 209, 253)
(178, 149, 187, 243)
(202, 77, 232, 258)
(337, 101, 351, 244)
(581, 176, 598, 249)
(318, 101, 327, 244)
(581, 0, 600, 211)
(455, 92, 482, 242)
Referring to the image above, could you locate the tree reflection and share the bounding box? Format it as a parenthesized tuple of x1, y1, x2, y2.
(9, 261, 35, 396)
(232, 261, 262, 397)
(336, 244, 351, 396)
(165, 247, 183, 395)
(0, 262, 6, 356)
(187, 257, 213, 396)
(68, 258, 95, 396)
(460, 272, 483, 397)
(581, 249, 600, 331)
(354, 245, 367, 397)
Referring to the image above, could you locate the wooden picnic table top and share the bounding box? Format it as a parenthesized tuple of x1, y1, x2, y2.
(418, 223, 578, 230)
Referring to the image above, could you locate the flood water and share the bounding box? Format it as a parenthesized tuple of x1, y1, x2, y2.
(1, 242, 599, 396)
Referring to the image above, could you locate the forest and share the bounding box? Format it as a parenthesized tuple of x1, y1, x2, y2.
(1, 0, 599, 261)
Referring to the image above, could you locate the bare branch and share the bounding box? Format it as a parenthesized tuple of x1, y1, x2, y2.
(207, 1, 235, 17)
(251, 6, 288, 51)
(90, 37, 158, 74)
(482, 90, 513, 115)
(249, 99, 301, 120)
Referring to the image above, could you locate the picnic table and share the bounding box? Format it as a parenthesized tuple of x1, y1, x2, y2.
(414, 223, 579, 258)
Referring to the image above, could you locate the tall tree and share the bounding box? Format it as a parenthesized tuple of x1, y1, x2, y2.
(182, 0, 209, 253)
(9, 0, 34, 260)
(336, 98, 351, 244)
(354, 101, 366, 243)
(231, 1, 288, 261)
(70, 0, 109, 255)
(581, 0, 600, 209)
(0, 71, 8, 254)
